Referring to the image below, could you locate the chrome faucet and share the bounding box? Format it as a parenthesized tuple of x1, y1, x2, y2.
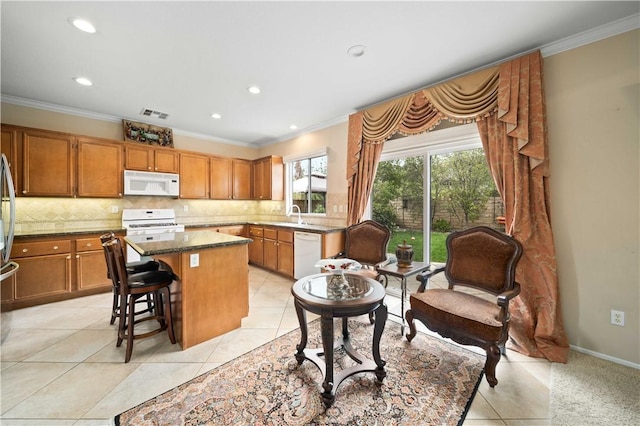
(290, 204, 303, 225)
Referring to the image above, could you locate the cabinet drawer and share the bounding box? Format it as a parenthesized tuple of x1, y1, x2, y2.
(249, 226, 263, 238)
(278, 229, 294, 243)
(263, 227, 277, 240)
(76, 237, 103, 252)
(217, 225, 245, 236)
(12, 240, 71, 258)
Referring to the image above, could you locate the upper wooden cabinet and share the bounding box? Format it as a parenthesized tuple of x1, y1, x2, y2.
(1, 127, 19, 191)
(124, 143, 179, 173)
(77, 137, 123, 197)
(180, 152, 210, 199)
(252, 155, 283, 200)
(22, 128, 76, 197)
(210, 157, 251, 200)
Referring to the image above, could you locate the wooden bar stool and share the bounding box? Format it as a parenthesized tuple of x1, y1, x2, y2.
(100, 232, 159, 325)
(103, 238, 176, 363)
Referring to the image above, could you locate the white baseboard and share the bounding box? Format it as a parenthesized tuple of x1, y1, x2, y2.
(569, 344, 640, 370)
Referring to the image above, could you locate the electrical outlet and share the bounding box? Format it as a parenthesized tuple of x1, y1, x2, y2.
(190, 253, 199, 268)
(183, 205, 189, 212)
(110, 205, 119, 214)
(610, 310, 625, 326)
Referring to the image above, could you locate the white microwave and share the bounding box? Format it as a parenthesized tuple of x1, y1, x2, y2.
(123, 170, 180, 197)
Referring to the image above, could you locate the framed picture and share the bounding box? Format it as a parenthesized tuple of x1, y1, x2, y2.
(123, 119, 174, 147)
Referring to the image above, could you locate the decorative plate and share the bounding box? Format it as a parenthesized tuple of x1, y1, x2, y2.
(315, 258, 362, 274)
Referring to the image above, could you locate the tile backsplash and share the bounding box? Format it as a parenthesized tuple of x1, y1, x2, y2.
(15, 194, 348, 233)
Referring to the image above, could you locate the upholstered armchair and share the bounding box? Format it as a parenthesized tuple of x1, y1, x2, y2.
(334, 220, 392, 286)
(405, 226, 523, 387)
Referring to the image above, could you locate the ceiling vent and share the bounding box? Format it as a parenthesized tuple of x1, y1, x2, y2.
(140, 108, 169, 120)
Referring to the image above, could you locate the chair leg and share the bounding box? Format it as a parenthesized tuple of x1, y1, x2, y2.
(116, 293, 128, 347)
(161, 287, 176, 344)
(124, 295, 137, 363)
(405, 309, 417, 342)
(110, 288, 119, 325)
(484, 345, 501, 387)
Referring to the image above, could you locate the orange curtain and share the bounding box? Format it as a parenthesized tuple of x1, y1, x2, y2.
(477, 52, 568, 362)
(345, 50, 569, 362)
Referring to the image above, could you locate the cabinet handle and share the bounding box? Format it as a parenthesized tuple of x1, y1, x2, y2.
(86, 243, 92, 247)
(66, 255, 71, 260)
(76, 255, 80, 258)
(22, 248, 28, 253)
(22, 190, 27, 194)
(53, 246, 59, 250)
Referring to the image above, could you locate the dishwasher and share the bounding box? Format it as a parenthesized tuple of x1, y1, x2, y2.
(294, 231, 322, 279)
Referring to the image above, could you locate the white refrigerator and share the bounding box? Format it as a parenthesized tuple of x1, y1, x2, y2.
(1, 153, 19, 343)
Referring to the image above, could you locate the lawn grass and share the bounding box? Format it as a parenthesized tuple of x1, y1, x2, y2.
(388, 230, 449, 263)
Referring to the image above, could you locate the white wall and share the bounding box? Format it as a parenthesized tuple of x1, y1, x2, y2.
(545, 29, 639, 365)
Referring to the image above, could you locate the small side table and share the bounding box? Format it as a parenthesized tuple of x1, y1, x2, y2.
(291, 273, 388, 408)
(376, 261, 431, 334)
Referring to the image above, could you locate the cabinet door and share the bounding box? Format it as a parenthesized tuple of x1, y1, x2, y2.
(263, 238, 278, 271)
(13, 254, 72, 300)
(22, 130, 75, 196)
(77, 250, 111, 290)
(248, 237, 264, 265)
(154, 148, 179, 173)
(76, 236, 111, 290)
(124, 144, 153, 171)
(1, 127, 19, 193)
(278, 241, 294, 277)
(252, 159, 267, 200)
(77, 138, 123, 197)
(180, 153, 209, 199)
(210, 156, 232, 199)
(252, 156, 283, 200)
(232, 160, 251, 200)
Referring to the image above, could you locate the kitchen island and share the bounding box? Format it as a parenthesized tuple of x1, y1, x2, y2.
(125, 230, 251, 349)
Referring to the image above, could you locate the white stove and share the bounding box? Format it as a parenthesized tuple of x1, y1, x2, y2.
(122, 209, 184, 261)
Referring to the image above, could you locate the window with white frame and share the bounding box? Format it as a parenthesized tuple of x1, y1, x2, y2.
(285, 150, 328, 215)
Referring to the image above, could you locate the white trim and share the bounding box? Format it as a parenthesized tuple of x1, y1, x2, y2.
(282, 147, 328, 164)
(541, 13, 640, 57)
(569, 344, 640, 370)
(380, 123, 481, 161)
(0, 94, 253, 148)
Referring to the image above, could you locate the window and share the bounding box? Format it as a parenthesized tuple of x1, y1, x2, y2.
(286, 152, 327, 215)
(371, 124, 502, 264)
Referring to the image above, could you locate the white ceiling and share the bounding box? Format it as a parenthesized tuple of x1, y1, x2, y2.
(1, 1, 638, 147)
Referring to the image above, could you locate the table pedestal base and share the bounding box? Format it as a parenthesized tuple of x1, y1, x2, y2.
(294, 303, 387, 408)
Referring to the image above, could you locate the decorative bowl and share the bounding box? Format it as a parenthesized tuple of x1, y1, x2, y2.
(315, 258, 362, 275)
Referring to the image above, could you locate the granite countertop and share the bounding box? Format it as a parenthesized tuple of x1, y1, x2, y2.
(125, 230, 251, 256)
(15, 221, 345, 239)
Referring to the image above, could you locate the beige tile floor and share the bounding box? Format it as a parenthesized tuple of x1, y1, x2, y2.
(0, 266, 551, 425)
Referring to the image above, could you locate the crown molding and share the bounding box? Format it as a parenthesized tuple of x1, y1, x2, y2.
(540, 13, 639, 57)
(0, 94, 251, 148)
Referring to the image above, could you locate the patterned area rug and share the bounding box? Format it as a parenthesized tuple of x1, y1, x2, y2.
(115, 319, 484, 425)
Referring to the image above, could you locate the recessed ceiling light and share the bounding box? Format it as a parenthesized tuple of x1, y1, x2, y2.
(289, 124, 298, 130)
(247, 85, 261, 95)
(74, 77, 93, 86)
(347, 45, 366, 58)
(70, 18, 96, 34)
(210, 113, 222, 119)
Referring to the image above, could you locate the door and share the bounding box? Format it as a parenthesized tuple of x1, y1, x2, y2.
(22, 130, 75, 196)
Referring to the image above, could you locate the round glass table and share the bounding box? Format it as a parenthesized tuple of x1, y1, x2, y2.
(291, 272, 388, 408)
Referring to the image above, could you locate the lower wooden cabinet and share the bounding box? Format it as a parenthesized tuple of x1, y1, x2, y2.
(1, 233, 116, 311)
(249, 226, 294, 278)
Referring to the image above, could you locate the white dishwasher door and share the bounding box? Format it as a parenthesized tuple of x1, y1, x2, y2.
(294, 231, 322, 279)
